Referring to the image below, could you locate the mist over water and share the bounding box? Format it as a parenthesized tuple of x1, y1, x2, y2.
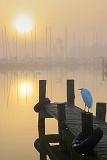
(0, 28, 107, 160)
(0, 14, 107, 160)
(0, 0, 107, 159)
(0, 64, 107, 159)
(0, 26, 107, 61)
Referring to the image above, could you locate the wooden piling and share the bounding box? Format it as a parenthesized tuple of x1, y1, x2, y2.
(81, 112, 93, 138)
(34, 79, 107, 160)
(96, 102, 106, 122)
(57, 102, 67, 151)
(39, 80, 46, 102)
(67, 80, 75, 106)
(38, 80, 47, 160)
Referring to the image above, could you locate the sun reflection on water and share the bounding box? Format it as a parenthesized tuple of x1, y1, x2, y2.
(19, 81, 32, 97)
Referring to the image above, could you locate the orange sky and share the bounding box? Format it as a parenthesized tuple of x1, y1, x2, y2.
(0, 0, 107, 33)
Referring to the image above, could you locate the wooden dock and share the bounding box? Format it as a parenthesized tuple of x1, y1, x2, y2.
(45, 103, 107, 160)
(34, 80, 107, 160)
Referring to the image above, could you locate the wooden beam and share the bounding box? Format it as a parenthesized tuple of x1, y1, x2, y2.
(67, 80, 75, 106)
(39, 80, 46, 102)
(38, 80, 47, 160)
(81, 112, 93, 138)
(96, 102, 106, 122)
(57, 102, 67, 151)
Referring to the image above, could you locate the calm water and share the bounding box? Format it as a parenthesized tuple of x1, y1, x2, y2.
(0, 59, 107, 160)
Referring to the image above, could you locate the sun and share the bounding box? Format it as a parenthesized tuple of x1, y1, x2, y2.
(15, 15, 33, 34)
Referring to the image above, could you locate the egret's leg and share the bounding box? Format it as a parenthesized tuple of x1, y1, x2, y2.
(84, 104, 86, 111)
(88, 108, 89, 112)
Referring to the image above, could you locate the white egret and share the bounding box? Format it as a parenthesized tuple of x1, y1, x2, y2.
(78, 88, 93, 112)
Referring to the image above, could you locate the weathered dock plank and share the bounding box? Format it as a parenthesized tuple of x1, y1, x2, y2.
(34, 80, 107, 160)
(45, 103, 107, 160)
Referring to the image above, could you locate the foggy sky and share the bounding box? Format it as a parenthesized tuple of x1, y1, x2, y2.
(0, 0, 107, 59)
(0, 0, 107, 32)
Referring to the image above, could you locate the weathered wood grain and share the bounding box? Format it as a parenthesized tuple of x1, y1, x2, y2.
(45, 103, 107, 160)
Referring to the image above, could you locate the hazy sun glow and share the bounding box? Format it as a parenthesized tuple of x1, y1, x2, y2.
(15, 15, 33, 33)
(19, 82, 32, 96)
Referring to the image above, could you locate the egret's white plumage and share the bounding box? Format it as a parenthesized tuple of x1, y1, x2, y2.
(79, 88, 93, 111)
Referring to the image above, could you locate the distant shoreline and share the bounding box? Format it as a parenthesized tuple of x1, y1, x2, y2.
(0, 57, 103, 72)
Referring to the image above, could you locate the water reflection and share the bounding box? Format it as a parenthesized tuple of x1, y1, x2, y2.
(19, 81, 32, 96)
(0, 64, 107, 159)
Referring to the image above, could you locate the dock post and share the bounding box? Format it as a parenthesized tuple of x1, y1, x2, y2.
(67, 80, 75, 106)
(96, 102, 106, 122)
(38, 80, 47, 160)
(82, 112, 93, 138)
(57, 102, 67, 151)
